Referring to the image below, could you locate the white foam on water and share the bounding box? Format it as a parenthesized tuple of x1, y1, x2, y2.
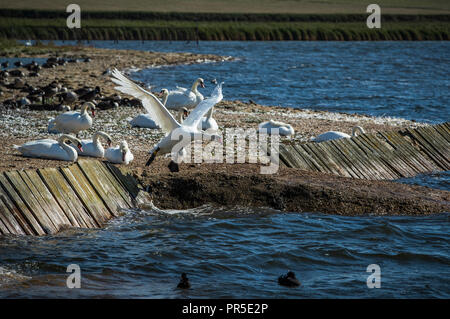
(0, 266, 32, 287)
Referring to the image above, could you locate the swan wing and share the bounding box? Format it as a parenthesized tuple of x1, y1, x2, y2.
(111, 68, 179, 133)
(175, 86, 188, 93)
(182, 83, 223, 128)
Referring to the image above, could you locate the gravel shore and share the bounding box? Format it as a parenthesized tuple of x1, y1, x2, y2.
(1, 45, 446, 216)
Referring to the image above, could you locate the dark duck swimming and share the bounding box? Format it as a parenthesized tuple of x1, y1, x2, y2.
(278, 271, 301, 287)
(177, 273, 191, 289)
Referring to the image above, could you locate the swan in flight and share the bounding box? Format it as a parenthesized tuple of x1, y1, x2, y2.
(130, 89, 168, 129)
(313, 126, 365, 143)
(54, 102, 96, 136)
(14, 134, 83, 162)
(198, 107, 218, 132)
(130, 89, 188, 129)
(111, 69, 222, 172)
(165, 78, 205, 110)
(258, 120, 295, 136)
(105, 140, 134, 165)
(77, 131, 112, 158)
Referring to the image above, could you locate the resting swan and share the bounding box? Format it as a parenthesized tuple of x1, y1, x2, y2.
(105, 140, 134, 165)
(77, 131, 112, 158)
(197, 107, 218, 132)
(14, 134, 83, 162)
(111, 69, 222, 172)
(313, 126, 365, 143)
(165, 78, 205, 110)
(54, 102, 96, 136)
(258, 120, 295, 136)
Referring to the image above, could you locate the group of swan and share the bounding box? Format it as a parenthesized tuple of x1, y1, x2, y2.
(130, 86, 217, 133)
(15, 129, 133, 164)
(17, 99, 133, 163)
(16, 67, 367, 170)
(111, 68, 221, 172)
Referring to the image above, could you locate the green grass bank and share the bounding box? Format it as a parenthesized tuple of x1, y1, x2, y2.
(0, 10, 449, 41)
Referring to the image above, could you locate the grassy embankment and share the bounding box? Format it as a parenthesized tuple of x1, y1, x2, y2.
(0, 10, 449, 41)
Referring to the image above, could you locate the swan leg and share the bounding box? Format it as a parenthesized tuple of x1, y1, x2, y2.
(145, 147, 159, 167)
(168, 160, 179, 172)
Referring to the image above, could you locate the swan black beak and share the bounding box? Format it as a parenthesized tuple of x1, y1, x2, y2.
(145, 148, 159, 167)
(145, 154, 156, 166)
(77, 143, 83, 152)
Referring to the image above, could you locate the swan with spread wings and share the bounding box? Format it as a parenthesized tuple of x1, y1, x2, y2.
(111, 69, 222, 172)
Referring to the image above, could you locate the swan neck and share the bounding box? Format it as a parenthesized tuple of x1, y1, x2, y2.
(352, 126, 365, 137)
(206, 107, 214, 119)
(93, 133, 103, 149)
(191, 81, 199, 93)
(80, 103, 88, 115)
(58, 135, 77, 160)
(177, 110, 184, 123)
(162, 94, 168, 106)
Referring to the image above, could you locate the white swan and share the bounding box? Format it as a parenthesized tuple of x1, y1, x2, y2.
(105, 140, 134, 165)
(130, 89, 169, 129)
(313, 126, 365, 143)
(47, 118, 59, 134)
(130, 90, 188, 129)
(77, 131, 112, 158)
(165, 78, 205, 110)
(197, 107, 218, 132)
(111, 69, 222, 172)
(54, 102, 96, 136)
(47, 106, 73, 134)
(14, 134, 83, 162)
(258, 120, 295, 136)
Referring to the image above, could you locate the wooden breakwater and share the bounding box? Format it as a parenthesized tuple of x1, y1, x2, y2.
(278, 122, 450, 180)
(0, 159, 151, 236)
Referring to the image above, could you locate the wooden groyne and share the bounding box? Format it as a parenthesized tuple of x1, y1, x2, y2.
(0, 159, 150, 236)
(278, 122, 450, 180)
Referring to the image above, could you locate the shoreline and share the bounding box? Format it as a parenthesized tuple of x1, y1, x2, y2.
(0, 44, 448, 216)
(135, 163, 450, 216)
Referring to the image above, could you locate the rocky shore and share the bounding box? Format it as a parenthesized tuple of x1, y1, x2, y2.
(0, 45, 447, 216)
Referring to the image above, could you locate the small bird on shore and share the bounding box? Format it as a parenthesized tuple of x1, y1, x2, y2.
(177, 273, 191, 289)
(58, 91, 78, 106)
(278, 271, 301, 287)
(79, 86, 101, 102)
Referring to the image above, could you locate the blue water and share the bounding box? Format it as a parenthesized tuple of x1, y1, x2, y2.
(1, 41, 448, 298)
(1, 209, 449, 298)
(46, 40, 450, 124)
